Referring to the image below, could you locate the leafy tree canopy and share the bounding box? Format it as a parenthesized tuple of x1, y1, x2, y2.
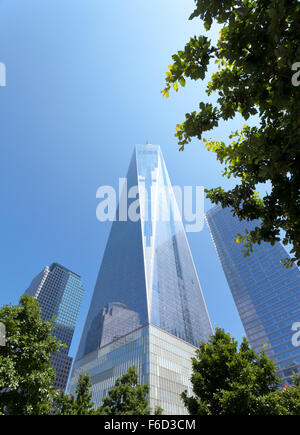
(162, 0, 300, 267)
(58, 367, 163, 415)
(99, 366, 150, 415)
(0, 295, 62, 415)
(182, 327, 300, 415)
(56, 371, 98, 415)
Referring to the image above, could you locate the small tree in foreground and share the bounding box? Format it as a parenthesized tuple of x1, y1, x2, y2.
(57, 367, 163, 415)
(56, 371, 98, 415)
(0, 295, 62, 415)
(99, 366, 150, 415)
(182, 328, 300, 415)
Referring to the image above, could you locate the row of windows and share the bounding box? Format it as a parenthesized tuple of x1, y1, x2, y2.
(245, 286, 300, 326)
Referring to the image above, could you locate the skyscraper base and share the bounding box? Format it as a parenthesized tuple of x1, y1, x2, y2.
(68, 324, 197, 415)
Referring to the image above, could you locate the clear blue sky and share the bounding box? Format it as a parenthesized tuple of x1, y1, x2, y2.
(0, 0, 252, 358)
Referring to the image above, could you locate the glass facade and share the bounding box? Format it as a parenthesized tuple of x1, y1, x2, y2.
(148, 325, 196, 414)
(69, 324, 195, 415)
(136, 145, 212, 346)
(25, 262, 84, 391)
(70, 144, 212, 412)
(206, 205, 300, 382)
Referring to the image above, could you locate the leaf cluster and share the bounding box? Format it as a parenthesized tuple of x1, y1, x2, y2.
(0, 295, 62, 415)
(163, 0, 300, 266)
(182, 328, 300, 415)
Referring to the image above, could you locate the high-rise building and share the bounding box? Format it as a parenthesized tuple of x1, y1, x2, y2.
(25, 262, 84, 391)
(206, 205, 300, 383)
(68, 144, 212, 414)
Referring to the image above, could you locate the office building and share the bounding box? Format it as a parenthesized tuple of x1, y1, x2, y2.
(69, 144, 212, 413)
(206, 205, 300, 382)
(26, 262, 84, 391)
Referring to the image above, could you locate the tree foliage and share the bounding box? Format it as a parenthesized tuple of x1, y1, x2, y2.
(58, 367, 162, 415)
(182, 328, 300, 415)
(0, 295, 62, 415)
(162, 0, 300, 267)
(56, 371, 98, 415)
(99, 366, 150, 415)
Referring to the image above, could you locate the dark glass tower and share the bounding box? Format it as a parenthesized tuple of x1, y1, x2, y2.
(69, 144, 212, 414)
(206, 205, 300, 383)
(26, 262, 84, 391)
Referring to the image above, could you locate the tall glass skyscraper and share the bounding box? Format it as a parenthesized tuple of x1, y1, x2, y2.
(26, 262, 84, 391)
(206, 205, 300, 383)
(69, 144, 212, 414)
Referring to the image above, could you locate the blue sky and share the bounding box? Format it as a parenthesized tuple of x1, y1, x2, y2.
(0, 0, 255, 358)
